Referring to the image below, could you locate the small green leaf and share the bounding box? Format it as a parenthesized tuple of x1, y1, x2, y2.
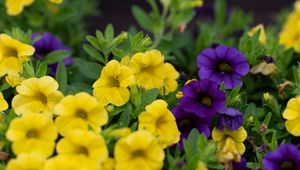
(56, 61, 68, 94)
(119, 104, 133, 127)
(86, 35, 101, 50)
(140, 88, 159, 109)
(262, 112, 272, 126)
(105, 24, 114, 42)
(83, 44, 105, 64)
(132, 6, 153, 32)
(45, 50, 71, 64)
(74, 58, 102, 79)
(36, 61, 48, 78)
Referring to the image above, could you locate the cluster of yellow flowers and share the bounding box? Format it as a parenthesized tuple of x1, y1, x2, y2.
(279, 1, 300, 53)
(0, 35, 180, 169)
(5, 0, 63, 16)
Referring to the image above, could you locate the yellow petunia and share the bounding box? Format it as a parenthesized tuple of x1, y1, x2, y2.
(5, 73, 23, 87)
(212, 127, 247, 162)
(138, 99, 180, 148)
(49, 0, 63, 4)
(107, 127, 132, 138)
(160, 63, 179, 95)
(247, 24, 267, 45)
(129, 50, 165, 90)
(0, 34, 34, 77)
(196, 161, 208, 170)
(6, 113, 58, 157)
(114, 130, 165, 170)
(5, 0, 35, 16)
(282, 96, 300, 136)
(56, 130, 108, 163)
(0, 92, 8, 112)
(54, 92, 108, 136)
(6, 152, 46, 170)
(101, 157, 115, 170)
(93, 60, 134, 106)
(12, 76, 64, 116)
(44, 155, 99, 170)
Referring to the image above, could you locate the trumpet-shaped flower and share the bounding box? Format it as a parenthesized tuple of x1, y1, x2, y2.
(93, 60, 134, 106)
(56, 130, 108, 163)
(6, 153, 46, 170)
(283, 96, 300, 136)
(5, 0, 34, 16)
(12, 76, 64, 116)
(114, 130, 165, 170)
(44, 155, 99, 170)
(54, 92, 108, 136)
(216, 107, 244, 131)
(138, 100, 180, 148)
(5, 73, 23, 87)
(6, 113, 58, 157)
(247, 24, 267, 45)
(160, 63, 179, 95)
(129, 50, 165, 90)
(0, 34, 34, 77)
(212, 127, 247, 162)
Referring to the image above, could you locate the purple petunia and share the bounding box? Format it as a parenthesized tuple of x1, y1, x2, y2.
(263, 144, 300, 170)
(179, 80, 226, 119)
(197, 45, 250, 89)
(232, 156, 246, 170)
(31, 32, 73, 75)
(216, 107, 244, 131)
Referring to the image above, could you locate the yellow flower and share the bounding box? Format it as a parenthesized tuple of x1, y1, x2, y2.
(138, 99, 180, 148)
(196, 161, 208, 170)
(0, 92, 8, 112)
(247, 24, 267, 45)
(160, 63, 179, 95)
(114, 130, 165, 170)
(107, 127, 132, 138)
(54, 92, 108, 136)
(120, 56, 130, 66)
(44, 155, 99, 170)
(12, 76, 64, 116)
(93, 60, 134, 106)
(129, 50, 165, 90)
(212, 127, 247, 162)
(250, 61, 277, 76)
(56, 130, 108, 163)
(49, 0, 63, 4)
(5, 0, 35, 16)
(5, 73, 23, 87)
(6, 152, 46, 170)
(6, 113, 58, 157)
(282, 96, 300, 136)
(0, 34, 34, 76)
(101, 157, 115, 170)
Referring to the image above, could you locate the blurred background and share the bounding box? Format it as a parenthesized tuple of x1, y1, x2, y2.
(87, 0, 296, 33)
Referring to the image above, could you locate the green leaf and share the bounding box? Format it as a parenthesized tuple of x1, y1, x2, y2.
(105, 24, 114, 42)
(35, 61, 48, 78)
(111, 47, 126, 59)
(74, 58, 102, 79)
(0, 83, 11, 92)
(214, 0, 226, 26)
(83, 44, 105, 64)
(119, 104, 133, 127)
(132, 6, 153, 32)
(262, 112, 272, 126)
(56, 61, 68, 94)
(86, 35, 101, 50)
(140, 88, 159, 109)
(45, 50, 71, 64)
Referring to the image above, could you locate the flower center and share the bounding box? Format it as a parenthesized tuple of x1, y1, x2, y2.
(26, 129, 39, 138)
(3, 47, 18, 57)
(76, 109, 88, 120)
(196, 95, 212, 106)
(156, 116, 166, 128)
(280, 161, 295, 170)
(132, 150, 145, 158)
(218, 62, 232, 73)
(108, 77, 120, 87)
(179, 119, 191, 128)
(76, 146, 89, 156)
(36, 92, 47, 104)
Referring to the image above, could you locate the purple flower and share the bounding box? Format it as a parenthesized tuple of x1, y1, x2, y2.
(179, 80, 226, 119)
(31, 32, 73, 75)
(263, 144, 300, 170)
(197, 45, 250, 89)
(172, 106, 211, 140)
(232, 156, 246, 170)
(216, 107, 244, 131)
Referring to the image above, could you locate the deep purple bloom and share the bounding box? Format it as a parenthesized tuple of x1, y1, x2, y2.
(197, 45, 250, 89)
(172, 106, 211, 140)
(216, 107, 244, 131)
(232, 156, 246, 170)
(263, 144, 300, 170)
(31, 32, 73, 75)
(179, 80, 226, 119)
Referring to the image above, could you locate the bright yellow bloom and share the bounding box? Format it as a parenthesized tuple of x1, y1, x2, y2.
(5, 0, 34, 16)
(56, 130, 108, 163)
(196, 161, 208, 170)
(107, 127, 132, 138)
(129, 50, 165, 90)
(101, 158, 115, 170)
(0, 34, 34, 76)
(212, 127, 247, 162)
(138, 99, 180, 148)
(54, 92, 108, 136)
(49, 0, 63, 4)
(247, 24, 267, 45)
(6, 113, 58, 157)
(5, 73, 23, 87)
(114, 130, 165, 170)
(6, 152, 46, 170)
(93, 60, 134, 106)
(44, 155, 99, 170)
(12, 76, 64, 116)
(0, 92, 8, 111)
(282, 96, 300, 136)
(160, 63, 179, 95)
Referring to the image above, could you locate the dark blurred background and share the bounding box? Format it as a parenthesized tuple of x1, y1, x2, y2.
(86, 0, 296, 33)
